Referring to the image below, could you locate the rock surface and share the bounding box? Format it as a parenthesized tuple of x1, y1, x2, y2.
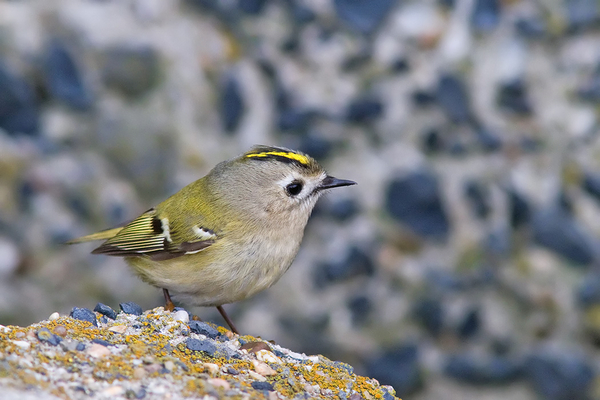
(0, 306, 397, 400)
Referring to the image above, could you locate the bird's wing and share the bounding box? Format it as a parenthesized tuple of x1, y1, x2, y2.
(90, 208, 218, 261)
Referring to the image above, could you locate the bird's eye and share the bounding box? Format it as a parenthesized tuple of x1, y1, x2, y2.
(286, 180, 303, 196)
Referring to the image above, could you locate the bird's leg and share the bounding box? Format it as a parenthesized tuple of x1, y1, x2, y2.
(216, 305, 239, 334)
(163, 288, 175, 312)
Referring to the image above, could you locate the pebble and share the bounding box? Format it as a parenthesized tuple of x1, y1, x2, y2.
(133, 367, 147, 379)
(164, 360, 175, 371)
(101, 386, 124, 396)
(256, 349, 281, 364)
(120, 302, 143, 316)
(70, 307, 98, 327)
(108, 325, 127, 334)
(208, 378, 230, 390)
(251, 380, 273, 391)
(53, 325, 67, 337)
(186, 338, 217, 356)
(203, 362, 220, 375)
(385, 170, 450, 240)
(94, 303, 118, 320)
(86, 343, 111, 358)
(172, 310, 189, 323)
(252, 360, 277, 376)
(36, 328, 62, 346)
(445, 354, 523, 385)
(12, 340, 30, 350)
(48, 312, 60, 321)
(189, 321, 220, 339)
(60, 340, 82, 352)
(248, 370, 267, 381)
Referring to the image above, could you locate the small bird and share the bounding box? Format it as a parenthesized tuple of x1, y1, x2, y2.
(68, 145, 356, 333)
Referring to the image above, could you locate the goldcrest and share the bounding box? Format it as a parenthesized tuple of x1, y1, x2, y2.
(68, 145, 356, 333)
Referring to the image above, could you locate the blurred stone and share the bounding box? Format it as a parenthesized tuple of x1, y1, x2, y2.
(333, 0, 396, 34)
(457, 307, 481, 339)
(390, 57, 409, 73)
(496, 79, 533, 116)
(93, 303, 117, 320)
(474, 125, 503, 152)
(44, 41, 93, 110)
(277, 109, 318, 132)
(445, 354, 523, 384)
(525, 351, 595, 400)
(577, 272, 600, 306)
(412, 90, 436, 107)
(346, 96, 384, 124)
(484, 227, 511, 258)
(436, 74, 471, 123)
(532, 207, 596, 265)
(421, 128, 444, 154)
(583, 305, 600, 343)
(583, 173, 600, 203)
(385, 170, 450, 240)
(463, 180, 491, 219)
(365, 344, 423, 396)
(471, 0, 501, 32)
(347, 295, 372, 325)
(238, 0, 267, 15)
(313, 246, 375, 288)
(297, 135, 333, 161)
(120, 302, 143, 316)
(515, 17, 547, 38)
(278, 314, 334, 356)
(287, 1, 316, 25)
(567, 0, 600, 32)
(0, 61, 39, 135)
(507, 189, 531, 229)
(101, 45, 160, 98)
(412, 297, 444, 337)
(578, 71, 600, 103)
(221, 74, 244, 133)
(70, 307, 97, 327)
(0, 237, 20, 277)
(323, 198, 360, 222)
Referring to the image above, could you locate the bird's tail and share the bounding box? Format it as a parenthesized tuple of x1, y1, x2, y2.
(65, 227, 123, 244)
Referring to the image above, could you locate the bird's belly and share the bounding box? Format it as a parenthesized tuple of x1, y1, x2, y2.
(125, 233, 301, 306)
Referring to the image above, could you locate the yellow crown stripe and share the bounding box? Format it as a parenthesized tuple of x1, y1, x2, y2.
(245, 151, 309, 165)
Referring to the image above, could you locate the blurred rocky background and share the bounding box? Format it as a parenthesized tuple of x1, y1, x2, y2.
(2, 0, 600, 398)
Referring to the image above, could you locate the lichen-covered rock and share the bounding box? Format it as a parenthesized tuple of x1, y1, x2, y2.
(0, 307, 398, 400)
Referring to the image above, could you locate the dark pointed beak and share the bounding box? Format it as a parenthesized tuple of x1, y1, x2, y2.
(318, 175, 357, 190)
